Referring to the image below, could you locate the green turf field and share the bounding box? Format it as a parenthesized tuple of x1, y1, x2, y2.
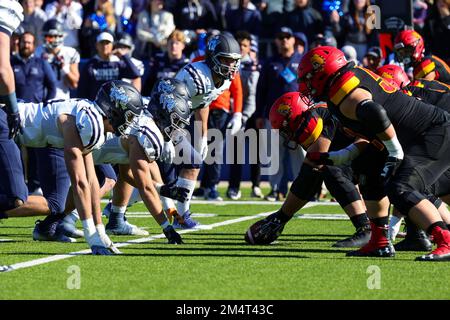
(0, 196, 449, 300)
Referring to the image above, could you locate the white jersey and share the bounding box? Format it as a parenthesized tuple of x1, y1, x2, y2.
(175, 61, 231, 110)
(0, 0, 23, 36)
(93, 112, 163, 164)
(18, 99, 105, 153)
(35, 45, 81, 99)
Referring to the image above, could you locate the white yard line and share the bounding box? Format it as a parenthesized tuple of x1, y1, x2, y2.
(2, 211, 275, 273)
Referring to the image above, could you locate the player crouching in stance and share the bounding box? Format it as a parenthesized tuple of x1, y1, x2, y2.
(88, 78, 191, 243)
(245, 92, 371, 248)
(297, 46, 450, 261)
(2, 80, 144, 254)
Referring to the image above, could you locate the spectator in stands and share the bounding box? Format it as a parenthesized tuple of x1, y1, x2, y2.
(114, 32, 144, 91)
(136, 0, 175, 59)
(225, 0, 263, 37)
(227, 30, 262, 200)
(80, 0, 116, 58)
(286, 0, 324, 44)
(309, 32, 337, 49)
(11, 31, 57, 195)
(11, 26, 25, 55)
(174, 0, 219, 32)
(142, 29, 189, 96)
(423, 0, 450, 61)
(258, 0, 294, 38)
(112, 0, 133, 33)
(78, 31, 140, 100)
(35, 19, 80, 99)
(11, 32, 57, 103)
(329, 0, 376, 61)
(293, 31, 308, 56)
(362, 46, 383, 72)
(341, 44, 359, 66)
(21, 0, 47, 46)
(45, 0, 83, 49)
(255, 27, 305, 202)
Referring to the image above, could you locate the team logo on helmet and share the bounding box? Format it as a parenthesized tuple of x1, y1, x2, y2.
(381, 72, 393, 79)
(310, 53, 325, 72)
(207, 36, 220, 52)
(277, 103, 291, 116)
(158, 79, 176, 95)
(110, 82, 129, 110)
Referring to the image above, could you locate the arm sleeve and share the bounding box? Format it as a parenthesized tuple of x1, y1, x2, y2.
(230, 74, 243, 113)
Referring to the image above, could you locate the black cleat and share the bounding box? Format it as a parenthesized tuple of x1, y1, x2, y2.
(333, 225, 371, 248)
(163, 225, 183, 244)
(395, 218, 433, 252)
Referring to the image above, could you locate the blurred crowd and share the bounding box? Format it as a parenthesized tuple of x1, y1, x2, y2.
(11, 0, 450, 201)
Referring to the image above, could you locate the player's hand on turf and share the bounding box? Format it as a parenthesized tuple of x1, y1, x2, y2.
(160, 181, 190, 202)
(381, 156, 402, 181)
(7, 112, 22, 139)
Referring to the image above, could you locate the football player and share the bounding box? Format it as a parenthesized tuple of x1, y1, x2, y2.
(245, 92, 372, 248)
(1, 80, 144, 255)
(297, 46, 450, 261)
(35, 19, 80, 99)
(394, 30, 450, 84)
(89, 78, 191, 243)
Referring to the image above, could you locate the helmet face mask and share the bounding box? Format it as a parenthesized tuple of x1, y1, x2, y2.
(206, 33, 242, 81)
(394, 44, 415, 65)
(42, 19, 65, 49)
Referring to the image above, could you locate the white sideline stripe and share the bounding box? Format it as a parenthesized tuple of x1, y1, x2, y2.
(297, 214, 349, 220)
(100, 199, 340, 206)
(2, 211, 275, 273)
(125, 212, 218, 218)
(0, 239, 13, 242)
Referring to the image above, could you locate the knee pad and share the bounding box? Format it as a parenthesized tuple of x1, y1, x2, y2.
(323, 166, 361, 207)
(385, 181, 426, 215)
(290, 163, 323, 200)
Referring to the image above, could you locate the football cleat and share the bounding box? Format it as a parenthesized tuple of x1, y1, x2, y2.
(172, 211, 200, 229)
(245, 213, 285, 245)
(416, 226, 450, 261)
(91, 246, 114, 256)
(251, 186, 264, 199)
(394, 218, 432, 251)
(346, 222, 395, 257)
(333, 225, 371, 248)
(226, 188, 241, 200)
(56, 219, 84, 239)
(105, 219, 149, 236)
(163, 225, 183, 244)
(33, 220, 76, 243)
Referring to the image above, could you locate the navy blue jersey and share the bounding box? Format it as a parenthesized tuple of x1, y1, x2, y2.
(142, 53, 189, 96)
(78, 55, 141, 100)
(11, 54, 57, 103)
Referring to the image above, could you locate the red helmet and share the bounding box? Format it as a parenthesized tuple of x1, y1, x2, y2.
(376, 64, 410, 89)
(270, 92, 323, 149)
(394, 30, 425, 66)
(297, 46, 348, 104)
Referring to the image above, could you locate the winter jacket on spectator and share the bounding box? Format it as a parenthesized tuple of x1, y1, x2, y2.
(174, 0, 219, 31)
(225, 1, 263, 37)
(78, 54, 140, 100)
(286, 2, 323, 43)
(255, 51, 302, 119)
(239, 52, 260, 121)
(11, 53, 57, 103)
(45, 0, 83, 48)
(21, 0, 47, 46)
(142, 51, 189, 96)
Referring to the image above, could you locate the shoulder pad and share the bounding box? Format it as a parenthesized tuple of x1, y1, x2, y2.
(176, 63, 208, 96)
(329, 71, 360, 106)
(414, 58, 435, 79)
(133, 117, 164, 162)
(76, 103, 105, 153)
